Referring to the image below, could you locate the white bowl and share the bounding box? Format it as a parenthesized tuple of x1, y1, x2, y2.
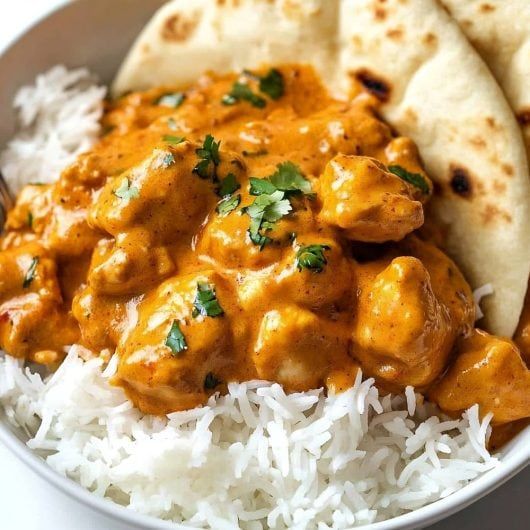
(0, 1, 528, 528)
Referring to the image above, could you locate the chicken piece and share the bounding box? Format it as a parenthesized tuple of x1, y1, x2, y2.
(0, 242, 78, 363)
(89, 140, 242, 242)
(253, 305, 352, 391)
(236, 235, 354, 313)
(72, 284, 129, 351)
(115, 271, 248, 414)
(197, 193, 316, 271)
(430, 330, 530, 424)
(400, 236, 475, 335)
(318, 155, 424, 242)
(87, 235, 175, 296)
(353, 256, 455, 388)
(5, 184, 53, 234)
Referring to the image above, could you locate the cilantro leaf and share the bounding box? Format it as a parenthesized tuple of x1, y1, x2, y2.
(22, 256, 39, 288)
(204, 372, 222, 390)
(249, 162, 312, 197)
(388, 165, 430, 195)
(193, 134, 221, 180)
(244, 190, 292, 249)
(217, 194, 241, 217)
(245, 190, 292, 222)
(222, 82, 266, 108)
(269, 162, 312, 195)
(162, 134, 186, 145)
(217, 173, 240, 197)
(155, 92, 185, 108)
(296, 244, 330, 273)
(259, 68, 284, 100)
(192, 282, 224, 318)
(165, 320, 187, 355)
(27, 211, 33, 229)
(249, 177, 277, 196)
(114, 178, 139, 202)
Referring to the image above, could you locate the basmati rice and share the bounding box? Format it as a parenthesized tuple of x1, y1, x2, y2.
(0, 348, 499, 529)
(0, 65, 105, 193)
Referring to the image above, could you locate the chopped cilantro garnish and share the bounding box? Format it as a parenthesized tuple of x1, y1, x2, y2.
(192, 282, 224, 318)
(250, 162, 312, 196)
(193, 134, 221, 180)
(243, 190, 292, 249)
(217, 194, 241, 217)
(223, 69, 284, 107)
(295, 244, 330, 273)
(114, 177, 139, 202)
(222, 82, 266, 108)
(22, 256, 39, 288)
(161, 152, 175, 168)
(204, 372, 222, 390)
(165, 320, 187, 355)
(27, 211, 33, 229)
(249, 177, 277, 196)
(155, 92, 185, 108)
(162, 134, 186, 145)
(217, 173, 240, 197)
(259, 68, 284, 100)
(388, 165, 430, 195)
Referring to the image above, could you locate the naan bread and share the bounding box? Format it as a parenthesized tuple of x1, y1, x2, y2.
(113, 0, 530, 337)
(441, 0, 530, 157)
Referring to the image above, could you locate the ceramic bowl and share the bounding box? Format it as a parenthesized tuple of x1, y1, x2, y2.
(0, 1, 528, 528)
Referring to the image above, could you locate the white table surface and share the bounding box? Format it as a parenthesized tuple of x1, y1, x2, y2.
(0, 2, 528, 529)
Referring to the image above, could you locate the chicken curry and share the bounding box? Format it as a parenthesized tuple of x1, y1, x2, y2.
(0, 65, 529, 433)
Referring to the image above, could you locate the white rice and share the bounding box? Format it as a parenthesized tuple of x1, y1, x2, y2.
(0, 65, 105, 193)
(0, 348, 498, 528)
(0, 67, 500, 528)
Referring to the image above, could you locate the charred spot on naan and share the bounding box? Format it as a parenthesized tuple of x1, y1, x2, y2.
(161, 12, 200, 42)
(478, 3, 496, 14)
(481, 204, 512, 225)
(350, 69, 391, 102)
(517, 109, 530, 127)
(449, 166, 473, 198)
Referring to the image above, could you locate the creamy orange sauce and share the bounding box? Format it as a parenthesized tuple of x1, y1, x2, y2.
(0, 65, 529, 432)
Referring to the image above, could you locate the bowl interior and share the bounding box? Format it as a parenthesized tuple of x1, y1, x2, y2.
(0, 1, 528, 529)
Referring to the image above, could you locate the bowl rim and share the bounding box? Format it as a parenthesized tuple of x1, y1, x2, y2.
(0, 1, 529, 529)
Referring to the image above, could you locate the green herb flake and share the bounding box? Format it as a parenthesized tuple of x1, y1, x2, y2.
(114, 178, 139, 202)
(259, 68, 284, 100)
(244, 190, 292, 249)
(193, 134, 221, 180)
(221, 82, 266, 109)
(388, 165, 430, 195)
(165, 320, 187, 355)
(167, 117, 178, 130)
(27, 211, 33, 229)
(162, 134, 186, 145)
(250, 162, 312, 197)
(192, 282, 224, 318)
(204, 372, 222, 390)
(161, 152, 176, 168)
(217, 173, 240, 197)
(217, 194, 241, 217)
(155, 92, 185, 108)
(23, 256, 39, 288)
(295, 244, 331, 273)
